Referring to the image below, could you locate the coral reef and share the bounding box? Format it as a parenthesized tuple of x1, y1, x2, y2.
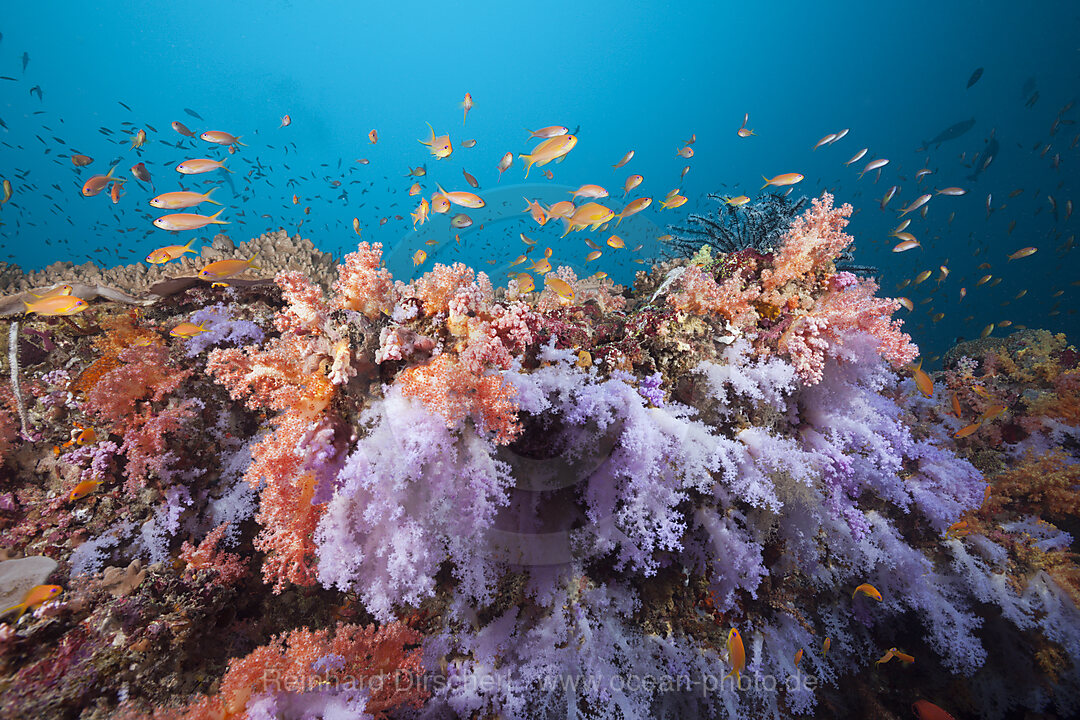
(0, 195, 1076, 720)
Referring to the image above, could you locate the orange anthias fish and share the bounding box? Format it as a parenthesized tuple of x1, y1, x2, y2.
(171, 120, 197, 137)
(953, 422, 981, 439)
(110, 182, 123, 204)
(368, 129, 378, 144)
(408, 182, 422, 196)
(546, 200, 576, 219)
(623, 174, 643, 196)
(150, 188, 221, 209)
(200, 130, 245, 146)
(545, 276, 575, 303)
(526, 125, 569, 139)
(146, 238, 197, 264)
(198, 254, 260, 282)
(412, 249, 427, 266)
(1007, 246, 1037, 261)
(497, 152, 513, 182)
(461, 92, 473, 123)
(570, 184, 609, 200)
(176, 158, 229, 174)
(877, 647, 915, 665)
(616, 197, 652, 224)
(430, 193, 450, 214)
(81, 165, 123, 197)
(612, 150, 634, 169)
(562, 202, 614, 236)
(419, 123, 452, 159)
(23, 295, 88, 316)
(170, 322, 208, 338)
(523, 198, 548, 226)
(911, 364, 934, 398)
(70, 154, 93, 167)
(852, 583, 883, 601)
(68, 479, 102, 502)
(519, 134, 577, 179)
(793, 648, 803, 668)
(411, 198, 430, 228)
(761, 173, 804, 190)
(436, 184, 485, 209)
(659, 194, 688, 210)
(724, 195, 751, 207)
(1, 584, 62, 619)
(280, 114, 291, 127)
(130, 129, 147, 149)
(724, 628, 745, 683)
(153, 209, 228, 231)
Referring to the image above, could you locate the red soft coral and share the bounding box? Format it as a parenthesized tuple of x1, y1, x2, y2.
(179, 523, 250, 587)
(668, 265, 761, 325)
(85, 344, 192, 429)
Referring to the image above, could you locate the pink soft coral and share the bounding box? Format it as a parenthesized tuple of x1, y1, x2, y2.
(334, 241, 396, 318)
(85, 344, 192, 429)
(397, 262, 494, 319)
(668, 265, 761, 325)
(179, 523, 250, 586)
(762, 192, 853, 292)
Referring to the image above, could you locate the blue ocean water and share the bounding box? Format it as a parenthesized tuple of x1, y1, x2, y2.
(0, 0, 1077, 361)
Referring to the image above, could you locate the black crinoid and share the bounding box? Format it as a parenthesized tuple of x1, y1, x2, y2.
(661, 193, 875, 275)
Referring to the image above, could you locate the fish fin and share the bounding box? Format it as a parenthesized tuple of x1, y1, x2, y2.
(210, 208, 228, 223)
(220, 163, 234, 174)
(236, 137, 247, 147)
(248, 251, 261, 270)
(760, 175, 770, 190)
(182, 238, 197, 254)
(518, 155, 533, 180)
(203, 187, 222, 205)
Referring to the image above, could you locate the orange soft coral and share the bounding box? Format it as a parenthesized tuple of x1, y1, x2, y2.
(397, 354, 521, 444)
(334, 241, 396, 318)
(981, 449, 1080, 523)
(667, 264, 760, 325)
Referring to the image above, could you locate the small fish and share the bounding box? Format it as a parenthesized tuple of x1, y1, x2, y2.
(606, 234, 626, 249)
(1, 584, 62, 619)
(676, 146, 694, 158)
(81, 165, 124, 197)
(497, 152, 513, 182)
(822, 637, 831, 657)
(171, 121, 197, 137)
(450, 213, 473, 228)
(912, 700, 956, 720)
(852, 583, 883, 601)
(980, 404, 1005, 422)
(526, 126, 569, 139)
(914, 269, 932, 284)
(793, 648, 803, 668)
(893, 239, 921, 253)
(724, 195, 751, 207)
(461, 138, 476, 148)
(353, 218, 362, 235)
(1, 178, 11, 204)
(418, 122, 452, 159)
(530, 258, 552, 274)
(859, 158, 889, 179)
(412, 249, 427, 266)
(897, 297, 914, 311)
(519, 134, 577, 178)
(68, 479, 102, 502)
(110, 182, 123, 204)
(912, 365, 934, 398)
(280, 114, 291, 127)
(523, 198, 548, 226)
(201, 130, 244, 146)
(70, 154, 93, 167)
(184, 108, 204, 120)
(623, 174, 643, 196)
(915, 168, 933, 181)
(520, 233, 537, 246)
(131, 162, 153, 186)
(23, 295, 88, 316)
(612, 150, 635, 169)
(408, 182, 422, 196)
(545, 276, 575, 303)
(436, 183, 484, 208)
(881, 185, 899, 210)
(617, 196, 652, 224)
(368, 129, 378, 144)
(761, 173, 803, 189)
(877, 647, 915, 665)
(724, 629, 745, 682)
(462, 169, 479, 188)
(170, 321, 208, 338)
(198, 254, 260, 281)
(150, 188, 221, 209)
(570, 184, 609, 200)
(516, 273, 535, 294)
(153, 209, 228, 231)
(953, 423, 981, 439)
(660, 193, 688, 210)
(461, 92, 473, 123)
(547, 200, 576, 219)
(146, 238, 198, 264)
(509, 255, 527, 267)
(980, 323, 995, 338)
(586, 250, 602, 262)
(945, 520, 971, 538)
(966, 67, 984, 89)
(737, 125, 756, 137)
(935, 187, 966, 196)
(130, 129, 147, 149)
(844, 148, 869, 166)
(430, 193, 450, 214)
(411, 198, 430, 228)
(1007, 246, 1037, 261)
(898, 193, 932, 217)
(405, 165, 427, 177)
(950, 393, 962, 418)
(176, 158, 229, 174)
(813, 133, 837, 150)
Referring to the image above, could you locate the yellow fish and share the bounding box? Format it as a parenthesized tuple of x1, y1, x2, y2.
(419, 122, 453, 159)
(544, 276, 575, 303)
(1, 584, 62, 619)
(413, 249, 427, 266)
(146, 238, 198, 264)
(170, 321, 208, 338)
(198, 254, 259, 281)
(153, 209, 227, 231)
(68, 479, 102, 502)
(562, 202, 615, 236)
(23, 294, 88, 316)
(149, 188, 221, 209)
(519, 134, 577, 179)
(617, 197, 652, 224)
(724, 629, 745, 683)
(516, 273, 535, 294)
(852, 583, 883, 602)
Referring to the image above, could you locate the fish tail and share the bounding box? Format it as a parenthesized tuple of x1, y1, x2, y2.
(236, 137, 247, 147)
(519, 154, 533, 180)
(203, 187, 222, 205)
(220, 162, 233, 174)
(210, 208, 228, 223)
(760, 175, 770, 190)
(182, 238, 197, 254)
(248, 251, 261, 270)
